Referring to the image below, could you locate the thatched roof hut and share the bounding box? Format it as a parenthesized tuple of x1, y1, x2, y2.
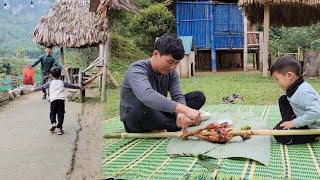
(33, 0, 139, 48)
(239, 0, 320, 27)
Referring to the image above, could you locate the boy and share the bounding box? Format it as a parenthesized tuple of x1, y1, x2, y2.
(270, 56, 320, 144)
(31, 66, 81, 135)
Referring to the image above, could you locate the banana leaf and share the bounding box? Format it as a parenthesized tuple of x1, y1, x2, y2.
(167, 112, 271, 166)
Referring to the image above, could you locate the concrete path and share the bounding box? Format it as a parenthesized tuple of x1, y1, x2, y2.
(0, 92, 82, 180)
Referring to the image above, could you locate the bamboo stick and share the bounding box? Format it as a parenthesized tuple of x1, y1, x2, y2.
(231, 129, 320, 136)
(104, 129, 320, 139)
(104, 132, 183, 139)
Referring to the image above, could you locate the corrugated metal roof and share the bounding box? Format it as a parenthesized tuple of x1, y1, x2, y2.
(155, 36, 195, 55)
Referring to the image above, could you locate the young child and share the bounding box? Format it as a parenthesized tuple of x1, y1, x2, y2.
(270, 56, 320, 144)
(31, 66, 82, 135)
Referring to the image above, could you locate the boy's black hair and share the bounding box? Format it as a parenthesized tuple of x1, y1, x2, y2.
(154, 33, 185, 60)
(46, 45, 53, 49)
(270, 55, 301, 76)
(50, 66, 61, 79)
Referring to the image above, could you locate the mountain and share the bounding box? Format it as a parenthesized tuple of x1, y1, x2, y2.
(0, 0, 54, 58)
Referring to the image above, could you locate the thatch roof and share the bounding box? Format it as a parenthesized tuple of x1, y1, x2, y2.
(33, 0, 139, 48)
(238, 0, 320, 27)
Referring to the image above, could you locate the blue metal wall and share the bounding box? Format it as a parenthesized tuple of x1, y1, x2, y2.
(176, 2, 213, 49)
(176, 1, 244, 71)
(214, 4, 244, 49)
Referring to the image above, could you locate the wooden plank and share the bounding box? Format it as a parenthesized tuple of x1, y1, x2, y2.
(107, 70, 119, 87)
(247, 31, 260, 34)
(83, 56, 101, 72)
(248, 44, 260, 46)
(83, 71, 103, 87)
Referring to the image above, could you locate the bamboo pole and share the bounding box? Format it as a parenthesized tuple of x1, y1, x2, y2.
(104, 129, 320, 139)
(230, 129, 320, 136)
(104, 132, 183, 139)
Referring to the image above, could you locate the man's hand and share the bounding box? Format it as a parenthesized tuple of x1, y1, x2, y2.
(30, 87, 35, 92)
(280, 120, 295, 129)
(185, 109, 201, 125)
(175, 103, 201, 126)
(176, 113, 189, 129)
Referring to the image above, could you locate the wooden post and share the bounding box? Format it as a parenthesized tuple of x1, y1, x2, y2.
(60, 47, 64, 65)
(253, 52, 256, 68)
(101, 34, 110, 102)
(243, 17, 248, 71)
(263, 3, 270, 77)
(99, 44, 104, 96)
(259, 32, 263, 71)
(59, 47, 67, 81)
(298, 47, 301, 61)
(210, 4, 216, 72)
(78, 71, 83, 103)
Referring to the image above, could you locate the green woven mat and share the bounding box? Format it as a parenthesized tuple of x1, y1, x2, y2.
(102, 105, 320, 180)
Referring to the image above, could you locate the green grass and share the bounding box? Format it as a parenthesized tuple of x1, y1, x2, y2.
(105, 70, 320, 119)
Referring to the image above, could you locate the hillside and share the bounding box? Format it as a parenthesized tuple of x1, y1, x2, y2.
(0, 0, 53, 57)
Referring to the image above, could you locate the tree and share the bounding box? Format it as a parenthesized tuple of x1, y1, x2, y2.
(129, 3, 175, 53)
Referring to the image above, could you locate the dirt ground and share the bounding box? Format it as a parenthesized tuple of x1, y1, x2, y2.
(0, 88, 103, 180)
(67, 89, 103, 180)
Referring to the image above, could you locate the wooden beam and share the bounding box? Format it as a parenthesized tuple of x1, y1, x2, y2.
(107, 70, 119, 87)
(83, 56, 101, 72)
(263, 3, 270, 77)
(83, 71, 103, 88)
(243, 17, 248, 72)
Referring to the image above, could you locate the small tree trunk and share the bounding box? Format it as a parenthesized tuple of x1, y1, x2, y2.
(303, 50, 319, 77)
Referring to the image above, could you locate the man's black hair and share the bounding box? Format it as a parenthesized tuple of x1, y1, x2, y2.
(270, 55, 301, 76)
(50, 66, 61, 79)
(154, 33, 185, 60)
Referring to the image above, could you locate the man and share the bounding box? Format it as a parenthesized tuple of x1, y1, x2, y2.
(31, 45, 63, 99)
(120, 33, 206, 133)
